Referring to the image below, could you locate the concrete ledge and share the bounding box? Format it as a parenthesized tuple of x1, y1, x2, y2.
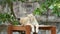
(35, 16, 60, 22)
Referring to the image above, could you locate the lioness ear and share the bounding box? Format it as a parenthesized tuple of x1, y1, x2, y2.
(17, 18, 20, 21)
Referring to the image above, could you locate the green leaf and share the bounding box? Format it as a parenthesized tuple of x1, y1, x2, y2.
(33, 8, 42, 15)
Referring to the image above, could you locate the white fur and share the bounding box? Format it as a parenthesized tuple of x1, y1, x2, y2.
(20, 14, 39, 32)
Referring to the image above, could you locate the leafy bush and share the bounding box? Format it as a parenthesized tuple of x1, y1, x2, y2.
(0, 13, 19, 25)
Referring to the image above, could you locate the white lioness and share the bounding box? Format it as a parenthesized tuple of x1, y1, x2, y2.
(20, 14, 39, 33)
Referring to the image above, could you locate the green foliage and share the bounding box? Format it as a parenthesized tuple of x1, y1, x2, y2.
(0, 13, 19, 25)
(33, 0, 60, 17)
(0, 0, 19, 25)
(37, 0, 60, 17)
(52, 5, 60, 17)
(33, 8, 42, 15)
(0, 13, 10, 22)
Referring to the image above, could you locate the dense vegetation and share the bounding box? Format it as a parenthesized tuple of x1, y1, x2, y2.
(33, 0, 60, 17)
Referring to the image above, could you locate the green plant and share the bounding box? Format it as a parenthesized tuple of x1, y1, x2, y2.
(52, 3, 60, 17)
(0, 0, 20, 25)
(38, 0, 60, 16)
(52, 6, 59, 16)
(33, 8, 43, 15)
(0, 0, 16, 18)
(0, 13, 19, 25)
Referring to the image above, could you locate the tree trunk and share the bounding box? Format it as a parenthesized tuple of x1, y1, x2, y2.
(10, 2, 16, 18)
